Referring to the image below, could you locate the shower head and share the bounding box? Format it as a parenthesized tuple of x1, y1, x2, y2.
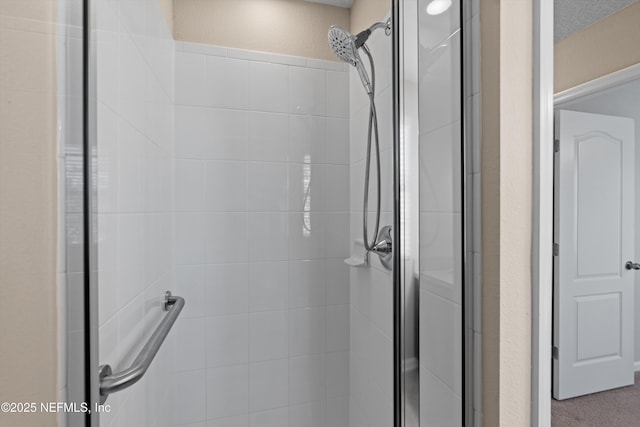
(328, 25, 358, 66)
(328, 20, 390, 60)
(328, 25, 373, 94)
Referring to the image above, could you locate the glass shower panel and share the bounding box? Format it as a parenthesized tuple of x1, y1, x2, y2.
(416, 0, 465, 425)
(92, 1, 355, 426)
(59, 0, 89, 424)
(82, 0, 472, 424)
(94, 0, 177, 425)
(171, 47, 352, 427)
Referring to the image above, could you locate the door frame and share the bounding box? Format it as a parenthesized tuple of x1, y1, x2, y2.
(531, 5, 640, 419)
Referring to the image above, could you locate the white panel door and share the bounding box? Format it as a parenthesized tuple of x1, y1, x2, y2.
(553, 110, 635, 400)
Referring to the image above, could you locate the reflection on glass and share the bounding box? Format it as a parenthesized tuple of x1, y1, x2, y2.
(418, 0, 463, 424)
(426, 0, 453, 15)
(303, 154, 312, 235)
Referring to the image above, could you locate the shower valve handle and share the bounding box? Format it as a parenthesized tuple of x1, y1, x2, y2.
(372, 236, 392, 255)
(370, 225, 393, 270)
(625, 261, 640, 270)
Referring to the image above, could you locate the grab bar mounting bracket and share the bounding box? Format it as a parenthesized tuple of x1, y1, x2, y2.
(98, 365, 112, 405)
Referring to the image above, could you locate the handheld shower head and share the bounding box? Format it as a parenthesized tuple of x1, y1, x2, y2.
(328, 25, 373, 94)
(328, 20, 391, 61)
(328, 25, 357, 66)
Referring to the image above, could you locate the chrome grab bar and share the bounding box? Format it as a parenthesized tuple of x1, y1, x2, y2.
(98, 291, 185, 404)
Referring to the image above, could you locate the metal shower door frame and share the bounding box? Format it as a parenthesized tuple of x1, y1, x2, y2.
(392, 0, 472, 425)
(84, 0, 101, 424)
(391, 0, 419, 425)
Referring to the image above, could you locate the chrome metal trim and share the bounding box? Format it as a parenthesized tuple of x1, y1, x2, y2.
(98, 292, 185, 403)
(84, 0, 100, 424)
(461, 0, 473, 425)
(391, 0, 403, 423)
(392, 0, 421, 424)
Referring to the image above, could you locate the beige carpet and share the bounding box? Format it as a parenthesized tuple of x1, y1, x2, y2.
(552, 373, 640, 426)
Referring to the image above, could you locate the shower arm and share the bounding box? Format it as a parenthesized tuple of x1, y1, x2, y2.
(354, 19, 392, 48)
(368, 20, 391, 33)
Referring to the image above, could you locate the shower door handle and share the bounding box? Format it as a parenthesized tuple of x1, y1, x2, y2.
(625, 261, 640, 270)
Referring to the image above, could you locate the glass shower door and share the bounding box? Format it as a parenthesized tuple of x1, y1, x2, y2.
(91, 1, 355, 426)
(417, 0, 465, 420)
(394, 0, 469, 425)
(84, 0, 472, 425)
(92, 0, 178, 425)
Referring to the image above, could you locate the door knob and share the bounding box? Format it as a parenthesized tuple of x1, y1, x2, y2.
(625, 261, 640, 270)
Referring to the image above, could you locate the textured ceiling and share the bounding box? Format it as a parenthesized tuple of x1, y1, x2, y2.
(555, 0, 637, 42)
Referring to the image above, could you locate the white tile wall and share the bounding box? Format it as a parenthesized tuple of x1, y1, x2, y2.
(289, 115, 327, 164)
(174, 42, 350, 426)
(250, 311, 288, 361)
(348, 16, 396, 427)
(206, 56, 249, 109)
(249, 62, 289, 113)
(250, 359, 289, 411)
(96, 0, 175, 426)
(289, 66, 327, 115)
(248, 262, 289, 311)
(207, 314, 249, 367)
(250, 407, 289, 427)
(249, 112, 289, 162)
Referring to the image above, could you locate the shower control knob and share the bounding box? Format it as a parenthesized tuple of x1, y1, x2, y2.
(370, 225, 393, 270)
(372, 234, 392, 254)
(625, 261, 640, 270)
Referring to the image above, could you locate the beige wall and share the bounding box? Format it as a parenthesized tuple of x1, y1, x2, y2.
(350, 0, 390, 33)
(555, 1, 640, 93)
(481, 0, 533, 425)
(172, 0, 391, 60)
(0, 2, 59, 427)
(173, 0, 350, 61)
(160, 0, 174, 34)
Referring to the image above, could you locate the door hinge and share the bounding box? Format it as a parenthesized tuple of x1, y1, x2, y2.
(553, 243, 559, 256)
(553, 346, 559, 359)
(554, 139, 560, 153)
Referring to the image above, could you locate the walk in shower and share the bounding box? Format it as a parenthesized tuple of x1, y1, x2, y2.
(49, 0, 477, 425)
